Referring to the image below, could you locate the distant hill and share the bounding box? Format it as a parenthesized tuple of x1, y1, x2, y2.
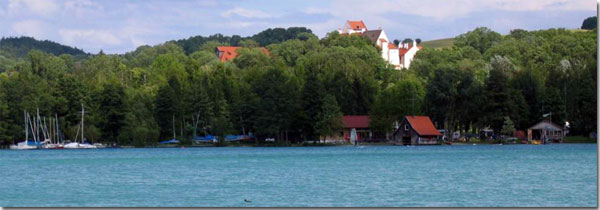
(172, 27, 314, 54)
(0, 36, 88, 58)
(421, 38, 455, 49)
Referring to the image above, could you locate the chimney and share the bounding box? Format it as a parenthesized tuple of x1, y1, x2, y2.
(413, 39, 417, 48)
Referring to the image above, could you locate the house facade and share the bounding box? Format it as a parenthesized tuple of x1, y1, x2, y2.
(337, 20, 368, 34)
(393, 116, 442, 145)
(320, 115, 386, 143)
(338, 20, 421, 70)
(527, 120, 563, 144)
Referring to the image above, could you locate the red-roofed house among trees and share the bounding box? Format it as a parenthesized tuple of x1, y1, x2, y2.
(393, 116, 442, 145)
(338, 20, 368, 34)
(322, 115, 386, 143)
(215, 46, 270, 62)
(341, 115, 371, 142)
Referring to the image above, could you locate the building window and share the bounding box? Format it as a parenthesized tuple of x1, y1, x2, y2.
(404, 125, 409, 131)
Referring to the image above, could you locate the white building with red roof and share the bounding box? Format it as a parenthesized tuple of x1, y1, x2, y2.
(337, 20, 368, 34)
(337, 20, 421, 70)
(398, 41, 423, 69)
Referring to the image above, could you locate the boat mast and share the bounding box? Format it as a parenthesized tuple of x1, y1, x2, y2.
(24, 111, 27, 143)
(27, 112, 36, 144)
(172, 114, 176, 140)
(36, 108, 40, 144)
(55, 114, 59, 144)
(81, 103, 84, 143)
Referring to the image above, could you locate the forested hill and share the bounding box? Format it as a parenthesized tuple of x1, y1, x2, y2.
(0, 36, 88, 58)
(0, 23, 596, 147)
(171, 27, 313, 54)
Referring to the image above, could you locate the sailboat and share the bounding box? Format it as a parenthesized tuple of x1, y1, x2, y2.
(350, 128, 358, 146)
(42, 114, 64, 149)
(10, 111, 38, 150)
(64, 104, 97, 149)
(159, 115, 180, 145)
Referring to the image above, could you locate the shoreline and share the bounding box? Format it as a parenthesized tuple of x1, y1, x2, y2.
(132, 141, 597, 148)
(2, 139, 595, 150)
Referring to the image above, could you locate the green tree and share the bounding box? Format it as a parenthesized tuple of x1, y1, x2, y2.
(97, 82, 127, 144)
(299, 69, 326, 141)
(371, 75, 425, 133)
(581, 16, 597, 30)
(315, 94, 344, 140)
(483, 59, 514, 133)
(501, 116, 515, 137)
(155, 81, 176, 140)
(455, 27, 502, 54)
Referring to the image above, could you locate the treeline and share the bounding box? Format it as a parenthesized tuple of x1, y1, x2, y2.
(0, 26, 596, 147)
(172, 27, 313, 54)
(383, 27, 596, 137)
(0, 36, 89, 73)
(0, 36, 88, 58)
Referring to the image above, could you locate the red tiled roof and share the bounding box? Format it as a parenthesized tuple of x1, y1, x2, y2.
(398, 44, 421, 56)
(216, 46, 239, 62)
(399, 47, 409, 56)
(388, 42, 397, 49)
(405, 116, 442, 136)
(216, 46, 270, 62)
(347, 20, 367, 30)
(343, 115, 370, 128)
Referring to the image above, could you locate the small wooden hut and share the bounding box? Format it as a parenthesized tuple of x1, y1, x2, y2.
(527, 120, 563, 144)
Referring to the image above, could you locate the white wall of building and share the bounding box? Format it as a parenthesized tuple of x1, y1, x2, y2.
(389, 48, 400, 66)
(401, 40, 420, 69)
(337, 21, 420, 70)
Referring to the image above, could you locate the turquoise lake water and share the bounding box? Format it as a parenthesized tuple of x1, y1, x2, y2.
(0, 144, 596, 207)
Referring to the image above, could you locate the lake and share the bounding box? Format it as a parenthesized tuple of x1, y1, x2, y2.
(0, 144, 596, 207)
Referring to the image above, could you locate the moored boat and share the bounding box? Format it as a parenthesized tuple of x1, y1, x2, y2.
(64, 104, 98, 149)
(10, 140, 38, 150)
(11, 111, 39, 150)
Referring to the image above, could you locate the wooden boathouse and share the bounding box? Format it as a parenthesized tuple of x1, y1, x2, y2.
(393, 116, 442, 145)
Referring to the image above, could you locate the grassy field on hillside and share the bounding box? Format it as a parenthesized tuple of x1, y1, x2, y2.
(421, 38, 454, 49)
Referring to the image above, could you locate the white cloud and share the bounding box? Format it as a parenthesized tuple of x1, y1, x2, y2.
(222, 7, 274, 19)
(194, 0, 219, 7)
(8, 0, 59, 17)
(12, 19, 45, 38)
(302, 7, 331, 15)
(63, 0, 103, 18)
(59, 29, 122, 47)
(329, 0, 595, 20)
(229, 20, 269, 28)
(119, 24, 156, 48)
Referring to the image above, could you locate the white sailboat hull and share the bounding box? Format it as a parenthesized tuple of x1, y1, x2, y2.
(64, 142, 80, 149)
(42, 143, 64, 149)
(10, 141, 37, 150)
(64, 142, 97, 149)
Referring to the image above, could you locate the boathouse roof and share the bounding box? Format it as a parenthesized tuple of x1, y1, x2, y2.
(405, 116, 442, 136)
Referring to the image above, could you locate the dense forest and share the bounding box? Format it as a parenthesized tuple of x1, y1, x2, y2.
(0, 25, 596, 147)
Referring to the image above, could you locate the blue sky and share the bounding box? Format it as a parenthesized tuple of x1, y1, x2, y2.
(0, 0, 595, 54)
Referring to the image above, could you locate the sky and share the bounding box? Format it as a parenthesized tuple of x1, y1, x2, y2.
(0, 0, 596, 54)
